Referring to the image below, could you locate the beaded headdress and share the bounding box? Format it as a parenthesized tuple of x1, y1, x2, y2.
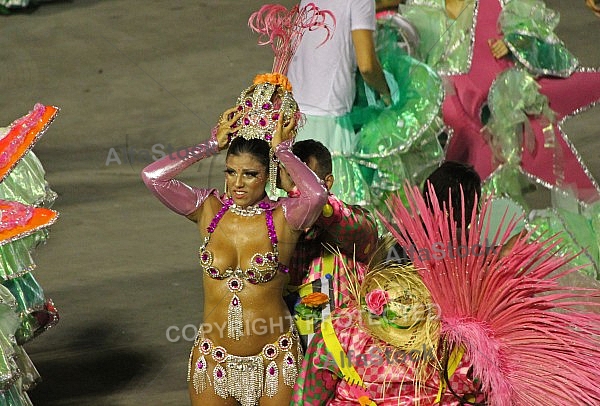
(233, 3, 335, 195)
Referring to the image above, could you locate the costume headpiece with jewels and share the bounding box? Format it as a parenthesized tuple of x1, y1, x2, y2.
(232, 3, 335, 195)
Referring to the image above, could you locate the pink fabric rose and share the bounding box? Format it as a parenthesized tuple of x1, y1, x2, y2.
(365, 289, 389, 316)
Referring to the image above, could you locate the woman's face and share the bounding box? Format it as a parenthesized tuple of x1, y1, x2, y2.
(225, 153, 268, 207)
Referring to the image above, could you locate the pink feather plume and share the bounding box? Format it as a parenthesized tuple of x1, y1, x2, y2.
(248, 3, 335, 75)
(380, 183, 600, 405)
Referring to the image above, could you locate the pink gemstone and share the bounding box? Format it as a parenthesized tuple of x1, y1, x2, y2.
(201, 253, 208, 261)
(269, 366, 276, 375)
(264, 272, 272, 280)
(259, 118, 267, 126)
(237, 105, 243, 111)
(265, 134, 272, 141)
(243, 118, 250, 125)
(247, 270, 255, 277)
(216, 369, 223, 378)
(286, 356, 293, 364)
(281, 338, 289, 347)
(245, 99, 253, 107)
(255, 256, 264, 265)
(272, 112, 280, 120)
(267, 348, 275, 356)
(232, 297, 239, 306)
(262, 102, 272, 110)
(197, 360, 203, 368)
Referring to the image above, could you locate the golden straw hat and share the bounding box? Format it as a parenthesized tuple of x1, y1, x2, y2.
(358, 263, 440, 352)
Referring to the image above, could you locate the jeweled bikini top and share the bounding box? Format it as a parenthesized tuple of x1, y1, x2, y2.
(198, 198, 288, 284)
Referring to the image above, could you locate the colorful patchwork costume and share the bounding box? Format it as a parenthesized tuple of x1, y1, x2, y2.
(0, 104, 60, 405)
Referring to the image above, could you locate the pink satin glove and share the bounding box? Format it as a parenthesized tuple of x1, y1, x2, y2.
(141, 133, 219, 216)
(276, 140, 328, 230)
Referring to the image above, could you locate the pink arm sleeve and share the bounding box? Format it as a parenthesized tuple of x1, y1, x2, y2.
(141, 133, 219, 216)
(276, 140, 328, 230)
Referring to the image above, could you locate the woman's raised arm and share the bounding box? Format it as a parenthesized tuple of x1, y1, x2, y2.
(275, 140, 328, 230)
(142, 108, 241, 216)
(141, 133, 219, 216)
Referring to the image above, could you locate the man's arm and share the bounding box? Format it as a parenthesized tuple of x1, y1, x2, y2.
(352, 29, 391, 105)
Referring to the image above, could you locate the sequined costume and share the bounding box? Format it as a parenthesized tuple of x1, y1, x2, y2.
(0, 104, 60, 405)
(189, 325, 302, 405)
(142, 4, 333, 403)
(142, 133, 327, 405)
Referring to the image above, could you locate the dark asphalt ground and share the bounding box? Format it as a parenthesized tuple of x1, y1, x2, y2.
(1, 0, 598, 405)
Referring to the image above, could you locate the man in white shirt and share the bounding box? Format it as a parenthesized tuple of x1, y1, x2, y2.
(288, 0, 390, 204)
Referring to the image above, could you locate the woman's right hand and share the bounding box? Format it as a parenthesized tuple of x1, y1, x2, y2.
(215, 107, 243, 150)
(272, 114, 296, 149)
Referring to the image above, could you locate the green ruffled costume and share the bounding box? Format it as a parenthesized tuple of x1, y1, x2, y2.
(0, 285, 37, 406)
(481, 1, 598, 279)
(0, 106, 60, 404)
(399, 0, 476, 74)
(0, 151, 58, 346)
(395, 0, 600, 281)
(351, 17, 445, 226)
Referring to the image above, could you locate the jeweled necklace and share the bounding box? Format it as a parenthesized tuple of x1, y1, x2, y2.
(229, 201, 269, 217)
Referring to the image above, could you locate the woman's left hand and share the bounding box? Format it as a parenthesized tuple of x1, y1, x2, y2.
(488, 38, 509, 59)
(215, 107, 243, 150)
(272, 114, 296, 149)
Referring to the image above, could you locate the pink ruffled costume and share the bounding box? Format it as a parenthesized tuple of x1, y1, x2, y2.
(444, 0, 600, 202)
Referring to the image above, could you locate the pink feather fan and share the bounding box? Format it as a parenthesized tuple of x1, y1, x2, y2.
(380, 183, 600, 406)
(248, 3, 335, 75)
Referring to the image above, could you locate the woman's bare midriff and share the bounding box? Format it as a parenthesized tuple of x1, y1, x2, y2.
(202, 273, 292, 355)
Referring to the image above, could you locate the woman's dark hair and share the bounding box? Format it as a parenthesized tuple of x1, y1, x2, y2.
(226, 137, 270, 170)
(422, 161, 481, 224)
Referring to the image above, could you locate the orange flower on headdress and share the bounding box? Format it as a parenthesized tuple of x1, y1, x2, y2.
(253, 73, 293, 92)
(300, 292, 329, 308)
